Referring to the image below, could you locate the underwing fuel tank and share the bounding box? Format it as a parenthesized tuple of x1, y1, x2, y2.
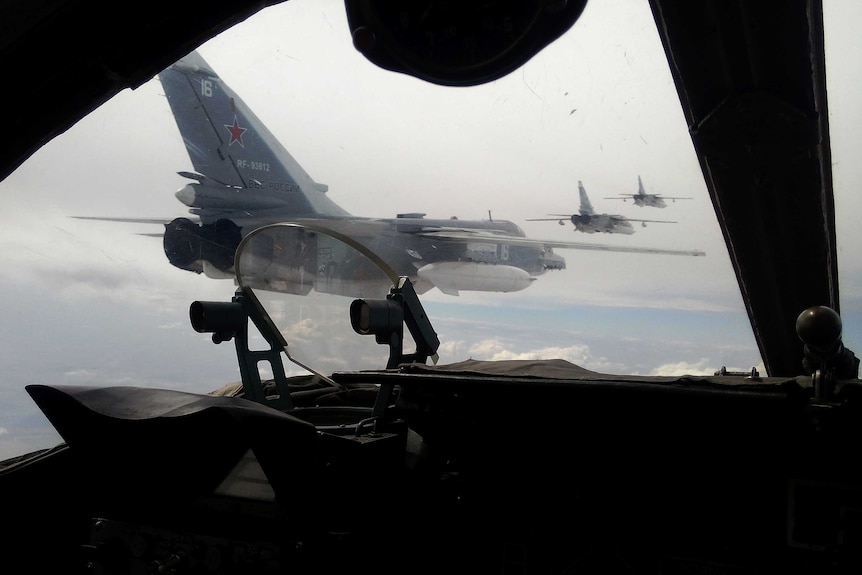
(416, 262, 535, 296)
(175, 183, 292, 211)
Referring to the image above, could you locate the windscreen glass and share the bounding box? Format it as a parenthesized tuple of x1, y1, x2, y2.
(11, 0, 859, 460)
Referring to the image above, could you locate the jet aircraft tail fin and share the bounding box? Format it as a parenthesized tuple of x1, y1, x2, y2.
(577, 181, 594, 216)
(637, 175, 646, 195)
(158, 50, 349, 220)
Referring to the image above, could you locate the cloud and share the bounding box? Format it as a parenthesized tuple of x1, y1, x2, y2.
(649, 359, 714, 377)
(649, 359, 767, 377)
(439, 336, 625, 373)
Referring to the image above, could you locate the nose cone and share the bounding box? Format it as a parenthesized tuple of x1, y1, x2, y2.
(175, 184, 196, 207)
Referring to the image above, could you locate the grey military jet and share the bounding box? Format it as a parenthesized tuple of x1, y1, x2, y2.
(604, 175, 693, 208)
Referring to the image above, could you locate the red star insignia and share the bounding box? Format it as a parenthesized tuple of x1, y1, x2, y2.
(224, 115, 247, 147)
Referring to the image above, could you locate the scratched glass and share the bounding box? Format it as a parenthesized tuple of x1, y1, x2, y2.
(234, 222, 396, 377)
(9, 0, 862, 460)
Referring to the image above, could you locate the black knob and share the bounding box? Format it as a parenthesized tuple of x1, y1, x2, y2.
(796, 305, 842, 353)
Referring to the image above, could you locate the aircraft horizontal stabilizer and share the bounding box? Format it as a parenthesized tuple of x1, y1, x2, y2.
(71, 216, 183, 225)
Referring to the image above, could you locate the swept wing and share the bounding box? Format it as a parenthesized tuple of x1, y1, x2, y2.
(417, 228, 705, 257)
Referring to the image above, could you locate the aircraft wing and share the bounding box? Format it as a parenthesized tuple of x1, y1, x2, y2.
(602, 195, 692, 200)
(623, 218, 678, 224)
(415, 228, 705, 257)
(525, 215, 572, 221)
(71, 216, 185, 239)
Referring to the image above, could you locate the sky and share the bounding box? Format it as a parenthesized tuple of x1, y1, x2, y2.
(0, 0, 860, 460)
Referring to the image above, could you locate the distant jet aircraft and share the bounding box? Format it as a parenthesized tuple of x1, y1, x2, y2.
(527, 181, 678, 234)
(603, 175, 693, 208)
(76, 51, 704, 297)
